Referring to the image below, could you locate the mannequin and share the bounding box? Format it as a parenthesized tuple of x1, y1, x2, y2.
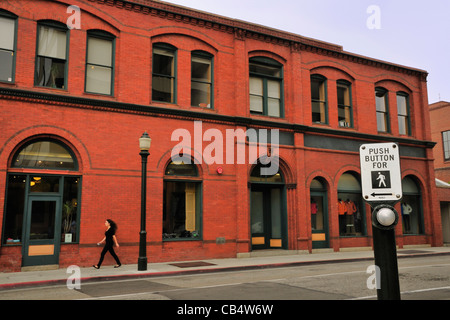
(311, 199, 318, 230)
(401, 202, 412, 233)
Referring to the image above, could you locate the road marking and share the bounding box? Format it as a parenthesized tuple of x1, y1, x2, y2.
(352, 286, 450, 300)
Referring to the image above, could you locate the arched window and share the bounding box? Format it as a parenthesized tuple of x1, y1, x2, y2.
(249, 57, 284, 118)
(337, 172, 365, 237)
(12, 139, 77, 170)
(163, 157, 202, 240)
(250, 162, 283, 183)
(4, 139, 81, 246)
(401, 176, 424, 235)
(311, 74, 328, 124)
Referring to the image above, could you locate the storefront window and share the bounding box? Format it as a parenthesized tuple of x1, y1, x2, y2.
(337, 173, 365, 236)
(163, 159, 201, 240)
(62, 177, 80, 243)
(3, 175, 26, 245)
(401, 176, 424, 235)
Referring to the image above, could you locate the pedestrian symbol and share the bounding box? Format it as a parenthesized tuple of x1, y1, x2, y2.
(372, 171, 391, 189)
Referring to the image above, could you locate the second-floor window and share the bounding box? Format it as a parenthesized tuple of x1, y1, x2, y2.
(311, 75, 327, 124)
(337, 80, 353, 128)
(35, 22, 68, 89)
(249, 57, 283, 118)
(443, 131, 450, 161)
(376, 87, 390, 133)
(0, 12, 16, 83)
(152, 44, 176, 103)
(86, 31, 114, 95)
(191, 52, 213, 108)
(397, 92, 411, 136)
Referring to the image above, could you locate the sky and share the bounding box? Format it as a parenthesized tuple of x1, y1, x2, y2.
(162, 0, 450, 104)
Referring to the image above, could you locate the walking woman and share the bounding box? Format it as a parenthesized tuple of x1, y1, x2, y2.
(93, 219, 121, 269)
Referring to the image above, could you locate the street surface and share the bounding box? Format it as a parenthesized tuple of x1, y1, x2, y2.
(0, 255, 448, 301)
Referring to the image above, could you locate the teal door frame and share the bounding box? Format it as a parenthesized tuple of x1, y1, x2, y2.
(22, 195, 62, 267)
(251, 183, 288, 250)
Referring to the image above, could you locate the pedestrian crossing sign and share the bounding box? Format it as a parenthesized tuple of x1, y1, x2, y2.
(360, 143, 403, 203)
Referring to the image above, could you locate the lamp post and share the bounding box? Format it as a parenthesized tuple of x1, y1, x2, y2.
(138, 132, 151, 271)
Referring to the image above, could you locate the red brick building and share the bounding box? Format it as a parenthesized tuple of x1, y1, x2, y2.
(0, 0, 443, 272)
(430, 101, 450, 244)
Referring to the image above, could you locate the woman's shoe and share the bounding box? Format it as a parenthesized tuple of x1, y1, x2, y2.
(93, 265, 100, 269)
(114, 264, 121, 268)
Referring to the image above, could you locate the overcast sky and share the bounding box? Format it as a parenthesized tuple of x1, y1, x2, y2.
(162, 0, 449, 104)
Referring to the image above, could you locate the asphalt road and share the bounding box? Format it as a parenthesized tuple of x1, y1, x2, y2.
(0, 255, 449, 301)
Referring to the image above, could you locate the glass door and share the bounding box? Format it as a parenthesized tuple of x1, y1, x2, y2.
(23, 196, 61, 267)
(251, 185, 286, 250)
(311, 192, 329, 249)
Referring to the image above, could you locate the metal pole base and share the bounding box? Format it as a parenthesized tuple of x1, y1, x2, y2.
(138, 257, 148, 271)
(372, 227, 401, 300)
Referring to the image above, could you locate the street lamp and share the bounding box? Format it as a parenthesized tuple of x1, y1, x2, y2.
(138, 132, 151, 271)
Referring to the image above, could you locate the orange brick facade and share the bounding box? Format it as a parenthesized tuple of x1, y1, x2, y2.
(0, 0, 443, 272)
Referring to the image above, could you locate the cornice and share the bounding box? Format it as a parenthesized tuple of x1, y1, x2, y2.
(0, 87, 436, 149)
(82, 0, 427, 80)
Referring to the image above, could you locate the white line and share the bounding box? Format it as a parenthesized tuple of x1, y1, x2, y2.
(351, 286, 450, 300)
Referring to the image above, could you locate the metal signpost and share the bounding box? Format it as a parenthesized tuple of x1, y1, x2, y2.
(360, 143, 402, 300)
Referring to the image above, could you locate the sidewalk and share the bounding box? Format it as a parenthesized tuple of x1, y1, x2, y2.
(1, 246, 450, 290)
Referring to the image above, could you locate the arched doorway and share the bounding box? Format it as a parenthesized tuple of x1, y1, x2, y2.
(3, 138, 81, 267)
(250, 162, 287, 250)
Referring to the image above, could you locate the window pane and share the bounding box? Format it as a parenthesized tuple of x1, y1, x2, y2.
(29, 176, 60, 193)
(62, 177, 80, 243)
(4, 175, 26, 245)
(251, 191, 264, 234)
(192, 56, 211, 82)
(338, 173, 361, 192)
(268, 80, 280, 99)
(13, 141, 75, 169)
(312, 101, 326, 123)
(86, 65, 112, 95)
(398, 116, 407, 135)
(191, 81, 211, 107)
(376, 93, 387, 112)
(377, 112, 387, 132)
(397, 95, 408, 115)
(311, 79, 324, 101)
(30, 201, 56, 240)
(250, 77, 263, 95)
(38, 26, 66, 60)
(152, 75, 174, 103)
(444, 131, 450, 160)
(250, 95, 263, 113)
(153, 49, 174, 76)
(35, 56, 65, 88)
(337, 84, 349, 106)
(88, 37, 112, 66)
(165, 159, 197, 176)
(0, 49, 13, 82)
(163, 181, 200, 239)
(0, 17, 15, 50)
(268, 98, 280, 117)
(249, 63, 281, 77)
